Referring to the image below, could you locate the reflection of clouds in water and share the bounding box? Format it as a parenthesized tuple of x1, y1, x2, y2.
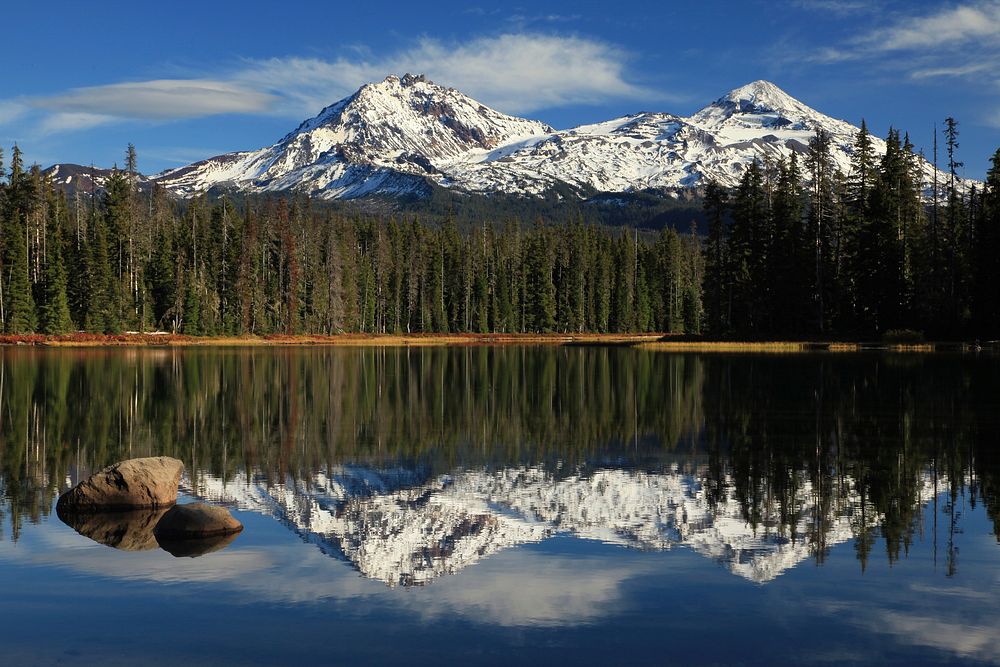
(876, 615, 1000, 661)
(813, 579, 1000, 662)
(0, 527, 276, 585)
(0, 526, 649, 627)
(408, 551, 654, 627)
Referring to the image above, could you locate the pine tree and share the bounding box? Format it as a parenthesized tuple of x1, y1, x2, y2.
(702, 180, 729, 335)
(38, 194, 73, 334)
(942, 117, 967, 333)
(3, 146, 36, 334)
(728, 160, 767, 334)
(525, 220, 556, 332)
(973, 148, 1000, 336)
(806, 129, 838, 334)
(769, 155, 806, 334)
(83, 209, 114, 333)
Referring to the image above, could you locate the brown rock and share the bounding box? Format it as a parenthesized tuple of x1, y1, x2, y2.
(153, 503, 243, 539)
(56, 506, 168, 551)
(56, 457, 185, 512)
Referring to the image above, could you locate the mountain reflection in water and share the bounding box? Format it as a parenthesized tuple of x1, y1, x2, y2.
(0, 346, 997, 585)
(187, 463, 949, 586)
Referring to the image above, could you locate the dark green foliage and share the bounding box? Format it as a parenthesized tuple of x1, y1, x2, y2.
(38, 193, 73, 334)
(973, 149, 1000, 337)
(699, 125, 999, 340)
(702, 180, 729, 335)
(1, 134, 999, 339)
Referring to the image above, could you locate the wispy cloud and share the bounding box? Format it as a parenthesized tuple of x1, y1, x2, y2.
(37, 112, 118, 134)
(790, 0, 872, 16)
(811, 1, 1000, 63)
(236, 33, 659, 117)
(864, 2, 1000, 51)
(910, 61, 999, 79)
(0, 33, 658, 137)
(803, 2, 1000, 127)
(0, 100, 28, 126)
(31, 79, 277, 129)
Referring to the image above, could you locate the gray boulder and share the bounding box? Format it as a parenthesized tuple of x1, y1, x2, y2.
(56, 457, 185, 512)
(153, 503, 243, 539)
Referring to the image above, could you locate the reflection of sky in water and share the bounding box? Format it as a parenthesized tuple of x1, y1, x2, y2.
(1, 480, 999, 666)
(1, 348, 998, 664)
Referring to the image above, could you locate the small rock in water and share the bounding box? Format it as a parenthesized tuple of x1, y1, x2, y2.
(56, 506, 168, 551)
(56, 457, 185, 512)
(153, 503, 243, 539)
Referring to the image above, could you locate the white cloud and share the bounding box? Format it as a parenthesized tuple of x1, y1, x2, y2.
(32, 79, 277, 123)
(791, 0, 871, 15)
(910, 61, 998, 79)
(812, 1, 1000, 63)
(1, 33, 656, 138)
(236, 33, 658, 118)
(0, 100, 28, 125)
(37, 112, 118, 134)
(864, 2, 1000, 52)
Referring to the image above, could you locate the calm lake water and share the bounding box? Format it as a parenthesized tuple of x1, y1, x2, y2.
(0, 346, 998, 666)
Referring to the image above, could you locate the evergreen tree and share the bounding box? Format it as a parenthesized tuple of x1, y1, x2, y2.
(3, 146, 36, 333)
(769, 155, 807, 334)
(973, 148, 1000, 336)
(728, 160, 767, 334)
(806, 129, 838, 333)
(702, 180, 729, 335)
(39, 193, 73, 334)
(83, 209, 115, 333)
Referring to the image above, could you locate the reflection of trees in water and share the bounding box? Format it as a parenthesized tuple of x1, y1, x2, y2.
(0, 347, 997, 572)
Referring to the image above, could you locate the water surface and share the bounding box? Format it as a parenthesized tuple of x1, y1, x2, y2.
(0, 347, 998, 665)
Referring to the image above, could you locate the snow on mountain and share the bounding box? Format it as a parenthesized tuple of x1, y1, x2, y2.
(47, 76, 958, 200)
(185, 463, 944, 587)
(154, 73, 553, 199)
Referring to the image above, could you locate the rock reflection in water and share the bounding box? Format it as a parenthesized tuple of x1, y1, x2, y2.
(57, 506, 239, 558)
(56, 507, 168, 551)
(155, 532, 241, 558)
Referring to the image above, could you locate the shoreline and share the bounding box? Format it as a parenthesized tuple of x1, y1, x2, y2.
(0, 333, 665, 348)
(0, 333, 992, 352)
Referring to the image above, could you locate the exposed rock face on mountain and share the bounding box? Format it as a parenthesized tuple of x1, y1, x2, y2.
(46, 76, 958, 201)
(184, 464, 944, 587)
(56, 457, 185, 512)
(154, 73, 552, 199)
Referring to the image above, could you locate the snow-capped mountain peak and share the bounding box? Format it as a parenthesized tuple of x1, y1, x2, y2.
(50, 77, 959, 201)
(722, 79, 806, 113)
(154, 73, 554, 199)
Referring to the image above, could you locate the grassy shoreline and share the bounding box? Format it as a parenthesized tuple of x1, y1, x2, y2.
(0, 332, 665, 348)
(0, 332, 991, 351)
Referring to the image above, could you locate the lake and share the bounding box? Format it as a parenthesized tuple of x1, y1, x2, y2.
(0, 346, 998, 666)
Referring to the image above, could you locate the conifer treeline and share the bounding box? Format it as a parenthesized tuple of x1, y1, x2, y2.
(0, 144, 702, 336)
(1, 124, 998, 339)
(703, 122, 1000, 339)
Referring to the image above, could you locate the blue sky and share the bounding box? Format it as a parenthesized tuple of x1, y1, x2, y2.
(1, 0, 998, 177)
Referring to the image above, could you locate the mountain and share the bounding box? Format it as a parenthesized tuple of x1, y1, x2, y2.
(155, 73, 552, 199)
(46, 76, 954, 201)
(184, 463, 945, 587)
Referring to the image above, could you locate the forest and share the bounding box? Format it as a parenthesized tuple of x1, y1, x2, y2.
(0, 120, 998, 340)
(703, 121, 1000, 339)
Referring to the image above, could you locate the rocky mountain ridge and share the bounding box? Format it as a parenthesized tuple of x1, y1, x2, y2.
(47, 75, 958, 201)
(184, 463, 945, 587)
